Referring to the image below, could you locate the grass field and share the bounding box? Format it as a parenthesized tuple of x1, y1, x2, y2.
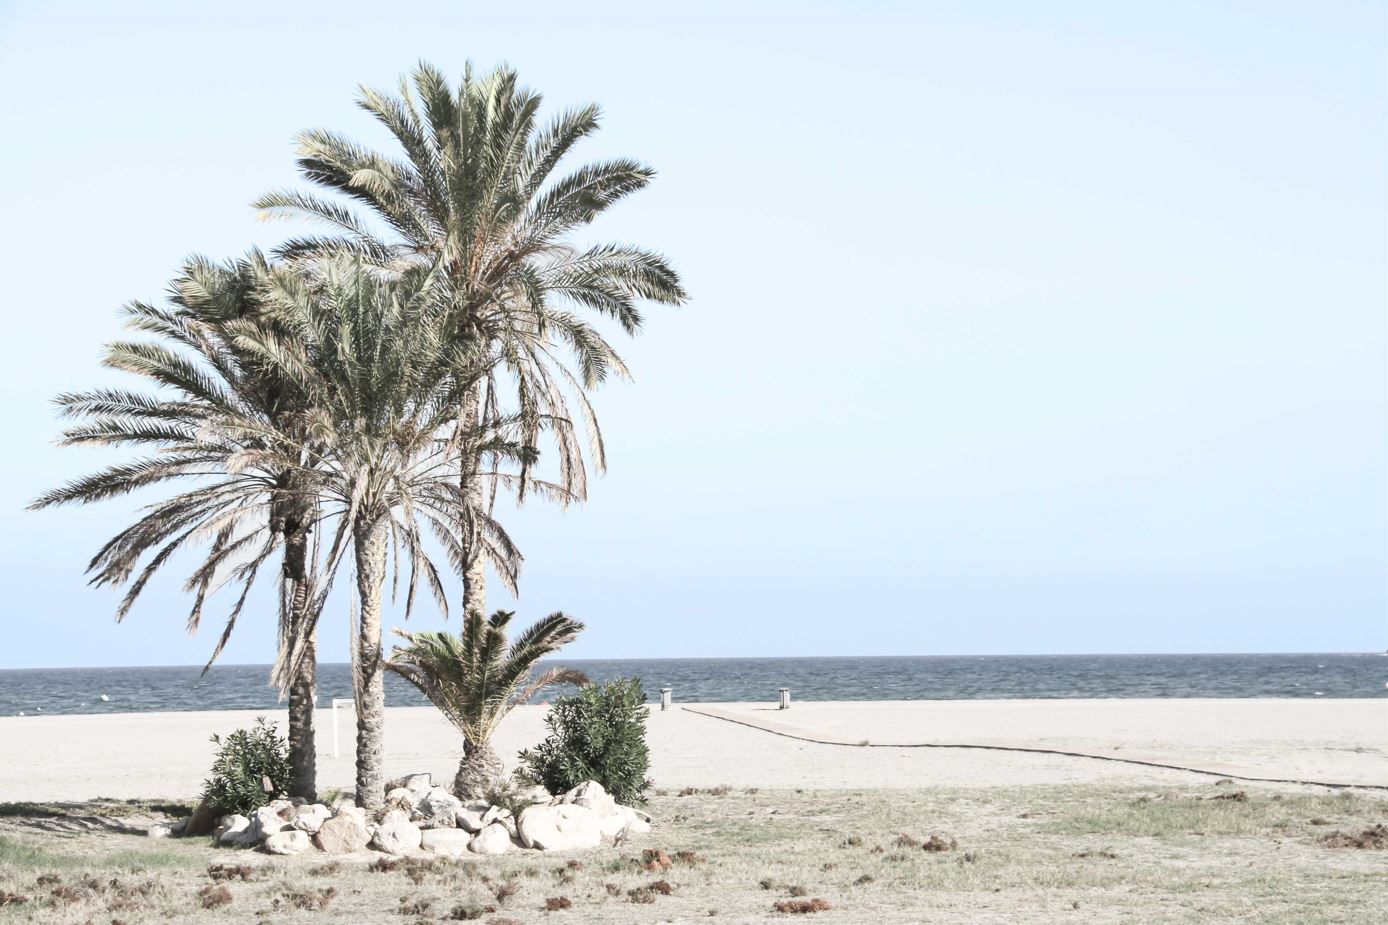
(0, 781, 1384, 924)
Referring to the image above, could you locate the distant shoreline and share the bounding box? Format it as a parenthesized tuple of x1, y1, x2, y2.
(3, 650, 1382, 672)
(3, 653, 1384, 717)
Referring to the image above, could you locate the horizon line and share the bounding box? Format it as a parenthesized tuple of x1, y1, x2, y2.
(1, 650, 1382, 672)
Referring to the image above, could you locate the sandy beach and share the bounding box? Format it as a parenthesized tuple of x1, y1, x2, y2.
(2, 698, 1382, 802)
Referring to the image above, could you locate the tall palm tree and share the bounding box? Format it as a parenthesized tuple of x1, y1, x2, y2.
(30, 251, 330, 798)
(248, 256, 539, 809)
(387, 609, 587, 798)
(253, 61, 687, 619)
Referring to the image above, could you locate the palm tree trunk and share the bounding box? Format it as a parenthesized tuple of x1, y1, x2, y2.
(353, 515, 390, 811)
(281, 481, 318, 800)
(454, 737, 504, 800)
(459, 382, 486, 619)
(286, 630, 317, 800)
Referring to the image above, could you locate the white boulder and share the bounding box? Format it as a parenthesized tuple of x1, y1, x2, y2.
(413, 787, 462, 829)
(419, 828, 473, 858)
(371, 810, 423, 855)
(249, 804, 294, 841)
(563, 781, 618, 817)
(455, 801, 490, 833)
(215, 814, 257, 847)
(385, 787, 419, 812)
(146, 823, 174, 838)
(293, 804, 331, 834)
(468, 822, 512, 855)
(482, 805, 517, 837)
(312, 811, 370, 854)
(598, 806, 652, 840)
(263, 829, 312, 856)
(516, 803, 602, 851)
(386, 772, 433, 795)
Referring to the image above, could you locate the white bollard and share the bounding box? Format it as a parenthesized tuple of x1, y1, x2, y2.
(331, 698, 355, 758)
(660, 688, 672, 711)
(779, 688, 790, 710)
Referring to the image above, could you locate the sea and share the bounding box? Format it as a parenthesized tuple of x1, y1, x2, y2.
(1, 653, 1384, 717)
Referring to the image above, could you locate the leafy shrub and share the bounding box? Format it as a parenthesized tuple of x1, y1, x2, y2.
(201, 717, 291, 815)
(519, 678, 650, 805)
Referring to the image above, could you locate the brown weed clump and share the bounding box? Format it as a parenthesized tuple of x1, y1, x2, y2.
(641, 849, 673, 872)
(1319, 825, 1388, 849)
(282, 887, 336, 910)
(544, 896, 573, 910)
(921, 834, 957, 853)
(198, 885, 233, 909)
(0, 891, 28, 907)
(773, 898, 831, 913)
(207, 862, 261, 882)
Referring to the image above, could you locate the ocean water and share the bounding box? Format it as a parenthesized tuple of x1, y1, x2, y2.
(1, 653, 1383, 716)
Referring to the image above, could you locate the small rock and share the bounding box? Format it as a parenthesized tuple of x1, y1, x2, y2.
(293, 803, 331, 834)
(456, 801, 490, 833)
(371, 810, 423, 855)
(249, 805, 294, 841)
(469, 822, 512, 855)
(482, 805, 517, 837)
(385, 787, 419, 812)
(419, 828, 473, 858)
(215, 815, 258, 848)
(598, 806, 651, 840)
(413, 787, 462, 829)
(312, 811, 370, 854)
(146, 823, 174, 839)
(517, 803, 602, 851)
(519, 784, 552, 805)
(264, 829, 312, 856)
(563, 781, 618, 817)
(386, 772, 432, 795)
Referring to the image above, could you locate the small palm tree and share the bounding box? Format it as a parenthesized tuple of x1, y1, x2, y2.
(387, 609, 588, 798)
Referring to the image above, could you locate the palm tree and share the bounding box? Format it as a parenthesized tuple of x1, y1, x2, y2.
(253, 61, 687, 620)
(387, 609, 587, 798)
(30, 251, 330, 798)
(248, 256, 537, 809)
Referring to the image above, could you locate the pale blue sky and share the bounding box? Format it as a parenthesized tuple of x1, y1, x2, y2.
(1, 0, 1383, 668)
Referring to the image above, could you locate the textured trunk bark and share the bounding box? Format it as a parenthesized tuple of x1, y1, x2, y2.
(280, 482, 317, 801)
(353, 516, 390, 811)
(454, 738, 504, 800)
(459, 382, 487, 619)
(286, 631, 316, 800)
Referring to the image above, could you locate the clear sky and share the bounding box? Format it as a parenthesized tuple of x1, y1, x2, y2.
(1, 0, 1383, 669)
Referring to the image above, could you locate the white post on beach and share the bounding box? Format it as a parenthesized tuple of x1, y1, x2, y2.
(331, 698, 355, 758)
(779, 688, 790, 710)
(660, 688, 672, 711)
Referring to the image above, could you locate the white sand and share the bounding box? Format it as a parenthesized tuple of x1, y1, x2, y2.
(0, 699, 1382, 802)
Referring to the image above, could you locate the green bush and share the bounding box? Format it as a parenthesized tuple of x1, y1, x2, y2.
(519, 678, 650, 805)
(201, 717, 292, 815)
